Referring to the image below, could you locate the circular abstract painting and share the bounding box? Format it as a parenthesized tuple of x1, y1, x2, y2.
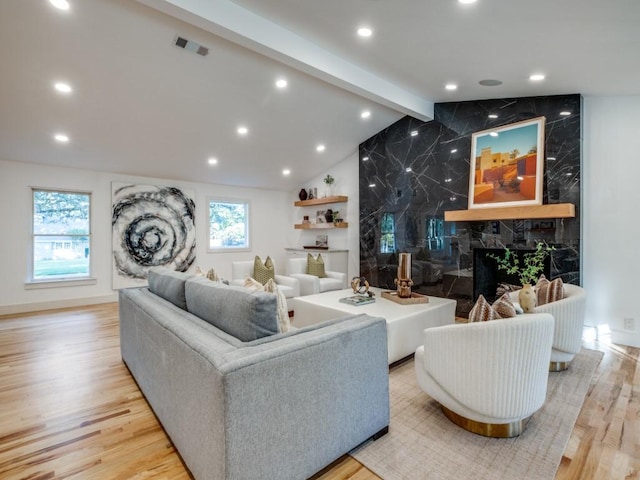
(112, 184, 196, 284)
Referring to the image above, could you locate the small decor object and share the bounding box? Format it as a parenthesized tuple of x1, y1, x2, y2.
(351, 276, 371, 295)
(468, 116, 545, 209)
(518, 283, 537, 313)
(339, 294, 375, 306)
(316, 210, 326, 223)
(394, 252, 413, 298)
(302, 215, 310, 224)
(298, 188, 308, 201)
(315, 234, 328, 248)
(323, 174, 335, 197)
(324, 209, 334, 223)
(487, 242, 554, 286)
(308, 188, 314, 200)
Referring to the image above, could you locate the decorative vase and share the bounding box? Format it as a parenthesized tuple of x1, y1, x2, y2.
(324, 209, 333, 223)
(308, 188, 314, 200)
(518, 283, 537, 313)
(298, 188, 308, 201)
(324, 184, 334, 198)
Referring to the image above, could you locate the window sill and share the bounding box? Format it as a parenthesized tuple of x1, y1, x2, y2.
(24, 277, 98, 290)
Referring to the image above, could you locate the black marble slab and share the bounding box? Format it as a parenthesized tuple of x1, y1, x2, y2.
(359, 94, 581, 316)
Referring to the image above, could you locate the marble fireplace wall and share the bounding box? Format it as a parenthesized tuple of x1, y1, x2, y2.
(359, 94, 581, 316)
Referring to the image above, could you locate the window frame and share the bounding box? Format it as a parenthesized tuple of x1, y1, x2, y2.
(28, 187, 94, 286)
(206, 197, 251, 253)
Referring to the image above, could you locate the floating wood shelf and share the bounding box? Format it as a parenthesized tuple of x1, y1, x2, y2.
(444, 203, 575, 222)
(294, 195, 348, 207)
(294, 222, 348, 229)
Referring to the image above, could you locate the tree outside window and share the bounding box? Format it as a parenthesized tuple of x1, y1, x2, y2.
(32, 189, 91, 280)
(380, 213, 396, 253)
(208, 199, 250, 252)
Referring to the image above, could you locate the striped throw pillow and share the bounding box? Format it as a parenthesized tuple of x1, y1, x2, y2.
(535, 275, 565, 305)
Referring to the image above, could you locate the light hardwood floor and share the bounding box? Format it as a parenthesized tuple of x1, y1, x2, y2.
(0, 303, 638, 479)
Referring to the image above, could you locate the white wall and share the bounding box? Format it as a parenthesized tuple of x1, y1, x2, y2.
(0, 159, 290, 314)
(583, 95, 640, 346)
(287, 151, 360, 279)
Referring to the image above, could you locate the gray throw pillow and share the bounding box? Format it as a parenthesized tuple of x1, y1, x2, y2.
(147, 268, 194, 310)
(184, 277, 279, 341)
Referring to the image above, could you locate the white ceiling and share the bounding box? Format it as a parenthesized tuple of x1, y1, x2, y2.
(1, 0, 638, 190)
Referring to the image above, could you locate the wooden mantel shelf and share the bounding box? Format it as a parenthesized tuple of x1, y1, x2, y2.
(444, 203, 575, 222)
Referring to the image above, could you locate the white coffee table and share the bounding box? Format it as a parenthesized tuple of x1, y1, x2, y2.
(290, 287, 457, 364)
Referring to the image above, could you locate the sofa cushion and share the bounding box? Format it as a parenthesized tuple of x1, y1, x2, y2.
(307, 253, 327, 278)
(185, 277, 279, 341)
(492, 293, 517, 318)
(147, 268, 194, 310)
(535, 275, 565, 305)
(245, 277, 290, 333)
(254, 255, 275, 285)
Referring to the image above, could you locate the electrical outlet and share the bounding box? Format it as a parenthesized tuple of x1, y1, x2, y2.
(624, 317, 635, 331)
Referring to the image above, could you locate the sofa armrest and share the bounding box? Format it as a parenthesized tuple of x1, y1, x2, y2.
(325, 270, 347, 289)
(274, 274, 300, 297)
(288, 273, 320, 296)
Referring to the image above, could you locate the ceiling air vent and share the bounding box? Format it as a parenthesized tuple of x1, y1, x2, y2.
(174, 35, 209, 57)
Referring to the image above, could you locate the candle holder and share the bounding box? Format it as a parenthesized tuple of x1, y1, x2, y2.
(394, 253, 413, 298)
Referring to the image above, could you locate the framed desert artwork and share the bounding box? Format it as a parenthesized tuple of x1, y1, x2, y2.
(468, 116, 545, 209)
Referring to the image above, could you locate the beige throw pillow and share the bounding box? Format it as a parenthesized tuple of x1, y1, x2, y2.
(244, 277, 290, 333)
(306, 253, 327, 278)
(468, 294, 517, 322)
(253, 255, 275, 285)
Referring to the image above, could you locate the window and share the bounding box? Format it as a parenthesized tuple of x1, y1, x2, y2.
(31, 189, 91, 281)
(380, 213, 396, 253)
(208, 198, 250, 252)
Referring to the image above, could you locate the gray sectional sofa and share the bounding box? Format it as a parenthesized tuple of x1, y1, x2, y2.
(119, 268, 390, 480)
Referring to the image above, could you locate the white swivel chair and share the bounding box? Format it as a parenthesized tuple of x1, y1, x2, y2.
(231, 260, 300, 299)
(286, 257, 347, 296)
(510, 283, 586, 371)
(415, 313, 554, 437)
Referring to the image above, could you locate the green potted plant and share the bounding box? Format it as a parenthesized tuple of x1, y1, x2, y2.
(323, 174, 335, 197)
(487, 242, 555, 286)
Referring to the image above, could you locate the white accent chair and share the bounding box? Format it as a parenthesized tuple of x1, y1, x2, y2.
(230, 261, 300, 299)
(286, 257, 347, 296)
(510, 283, 586, 371)
(415, 313, 554, 437)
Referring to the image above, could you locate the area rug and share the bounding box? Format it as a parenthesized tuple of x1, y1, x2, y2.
(351, 348, 603, 480)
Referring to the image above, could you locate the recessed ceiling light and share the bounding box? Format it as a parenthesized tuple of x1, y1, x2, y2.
(275, 78, 287, 89)
(282, 169, 291, 176)
(488, 114, 498, 119)
(208, 157, 218, 165)
(529, 73, 545, 81)
(237, 126, 248, 135)
(54, 82, 72, 93)
(316, 144, 326, 152)
(566, 172, 572, 176)
(405, 167, 412, 173)
(357, 27, 372, 37)
(445, 178, 452, 183)
(559, 111, 572, 116)
(49, 0, 70, 10)
(489, 132, 499, 137)
(451, 149, 458, 153)
(369, 183, 376, 188)
(445, 83, 458, 91)
(410, 130, 418, 137)
(54, 133, 69, 143)
(361, 110, 371, 119)
(479, 79, 502, 86)
(458, 0, 477, 4)
(450, 196, 457, 201)
(362, 156, 369, 161)
(547, 157, 556, 161)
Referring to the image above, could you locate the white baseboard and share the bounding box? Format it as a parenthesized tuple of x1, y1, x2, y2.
(610, 329, 640, 348)
(0, 294, 118, 317)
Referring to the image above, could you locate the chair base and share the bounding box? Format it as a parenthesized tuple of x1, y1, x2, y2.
(440, 405, 530, 438)
(549, 361, 570, 372)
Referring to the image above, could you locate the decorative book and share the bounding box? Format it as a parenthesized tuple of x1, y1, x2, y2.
(339, 295, 376, 306)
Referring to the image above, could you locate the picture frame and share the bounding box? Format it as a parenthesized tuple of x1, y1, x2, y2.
(468, 116, 545, 209)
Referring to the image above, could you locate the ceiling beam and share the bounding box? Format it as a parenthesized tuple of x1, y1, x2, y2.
(136, 0, 434, 121)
